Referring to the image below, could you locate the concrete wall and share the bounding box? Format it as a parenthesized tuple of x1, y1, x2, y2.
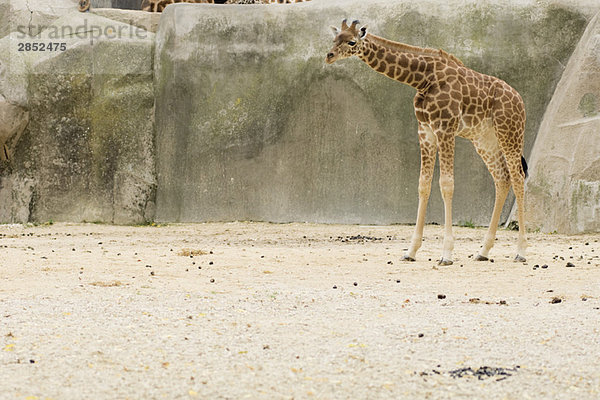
(154, 0, 589, 224)
(0, 0, 599, 230)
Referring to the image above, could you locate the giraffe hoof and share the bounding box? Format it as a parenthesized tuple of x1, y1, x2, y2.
(438, 258, 453, 266)
(514, 255, 527, 263)
(402, 255, 416, 262)
(474, 254, 489, 262)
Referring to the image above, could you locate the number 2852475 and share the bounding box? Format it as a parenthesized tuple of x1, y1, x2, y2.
(17, 42, 67, 52)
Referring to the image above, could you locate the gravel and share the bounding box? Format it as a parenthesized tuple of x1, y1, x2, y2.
(1, 222, 599, 399)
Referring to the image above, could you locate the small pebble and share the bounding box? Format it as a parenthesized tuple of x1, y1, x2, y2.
(210, 279, 215, 283)
(396, 279, 401, 283)
(209, 261, 214, 265)
(550, 297, 562, 304)
(541, 264, 548, 269)
(566, 262, 575, 268)
(332, 285, 337, 289)
(150, 271, 155, 276)
(387, 261, 393, 265)
(353, 282, 358, 287)
(437, 294, 446, 300)
(418, 333, 424, 338)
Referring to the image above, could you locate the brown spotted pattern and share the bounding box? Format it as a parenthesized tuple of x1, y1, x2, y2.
(326, 20, 528, 264)
(224, 0, 310, 3)
(78, 0, 91, 11)
(79, 0, 310, 13)
(141, 0, 213, 12)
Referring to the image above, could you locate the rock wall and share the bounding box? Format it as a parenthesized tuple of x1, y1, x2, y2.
(523, 11, 600, 233)
(154, 0, 589, 224)
(0, 0, 598, 230)
(0, 1, 156, 223)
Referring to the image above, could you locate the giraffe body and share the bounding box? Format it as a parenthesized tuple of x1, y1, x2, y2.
(327, 20, 527, 264)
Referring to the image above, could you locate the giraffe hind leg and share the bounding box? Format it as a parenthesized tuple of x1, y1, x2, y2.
(472, 131, 511, 261)
(494, 130, 527, 261)
(491, 82, 527, 262)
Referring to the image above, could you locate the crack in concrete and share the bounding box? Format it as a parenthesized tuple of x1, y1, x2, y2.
(24, 0, 34, 36)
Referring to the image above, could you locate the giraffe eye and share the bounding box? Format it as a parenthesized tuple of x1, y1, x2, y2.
(348, 41, 356, 46)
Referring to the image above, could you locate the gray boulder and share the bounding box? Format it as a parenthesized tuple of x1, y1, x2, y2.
(0, 12, 155, 224)
(90, 8, 162, 33)
(524, 11, 600, 233)
(0, 33, 32, 107)
(0, 0, 79, 39)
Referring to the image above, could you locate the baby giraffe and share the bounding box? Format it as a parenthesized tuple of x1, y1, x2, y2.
(326, 20, 528, 265)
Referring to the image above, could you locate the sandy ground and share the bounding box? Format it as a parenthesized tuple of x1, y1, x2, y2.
(0, 222, 599, 399)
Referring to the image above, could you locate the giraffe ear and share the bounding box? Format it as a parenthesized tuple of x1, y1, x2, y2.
(330, 26, 340, 37)
(359, 26, 368, 39)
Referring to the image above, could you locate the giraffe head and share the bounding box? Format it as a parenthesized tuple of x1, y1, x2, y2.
(326, 19, 367, 64)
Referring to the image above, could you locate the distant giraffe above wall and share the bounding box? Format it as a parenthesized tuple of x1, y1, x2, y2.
(78, 0, 311, 12)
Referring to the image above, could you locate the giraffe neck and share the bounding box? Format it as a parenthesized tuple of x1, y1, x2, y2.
(358, 34, 441, 91)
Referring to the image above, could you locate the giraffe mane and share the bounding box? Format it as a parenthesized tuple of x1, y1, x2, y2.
(367, 34, 464, 67)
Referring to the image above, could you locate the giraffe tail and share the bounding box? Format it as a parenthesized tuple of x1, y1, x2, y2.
(521, 156, 528, 179)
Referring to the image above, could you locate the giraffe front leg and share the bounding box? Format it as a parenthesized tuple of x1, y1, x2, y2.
(476, 179, 510, 261)
(437, 133, 455, 266)
(403, 178, 432, 261)
(403, 125, 437, 262)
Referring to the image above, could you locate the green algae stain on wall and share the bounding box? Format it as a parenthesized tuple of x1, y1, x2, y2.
(578, 93, 598, 117)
